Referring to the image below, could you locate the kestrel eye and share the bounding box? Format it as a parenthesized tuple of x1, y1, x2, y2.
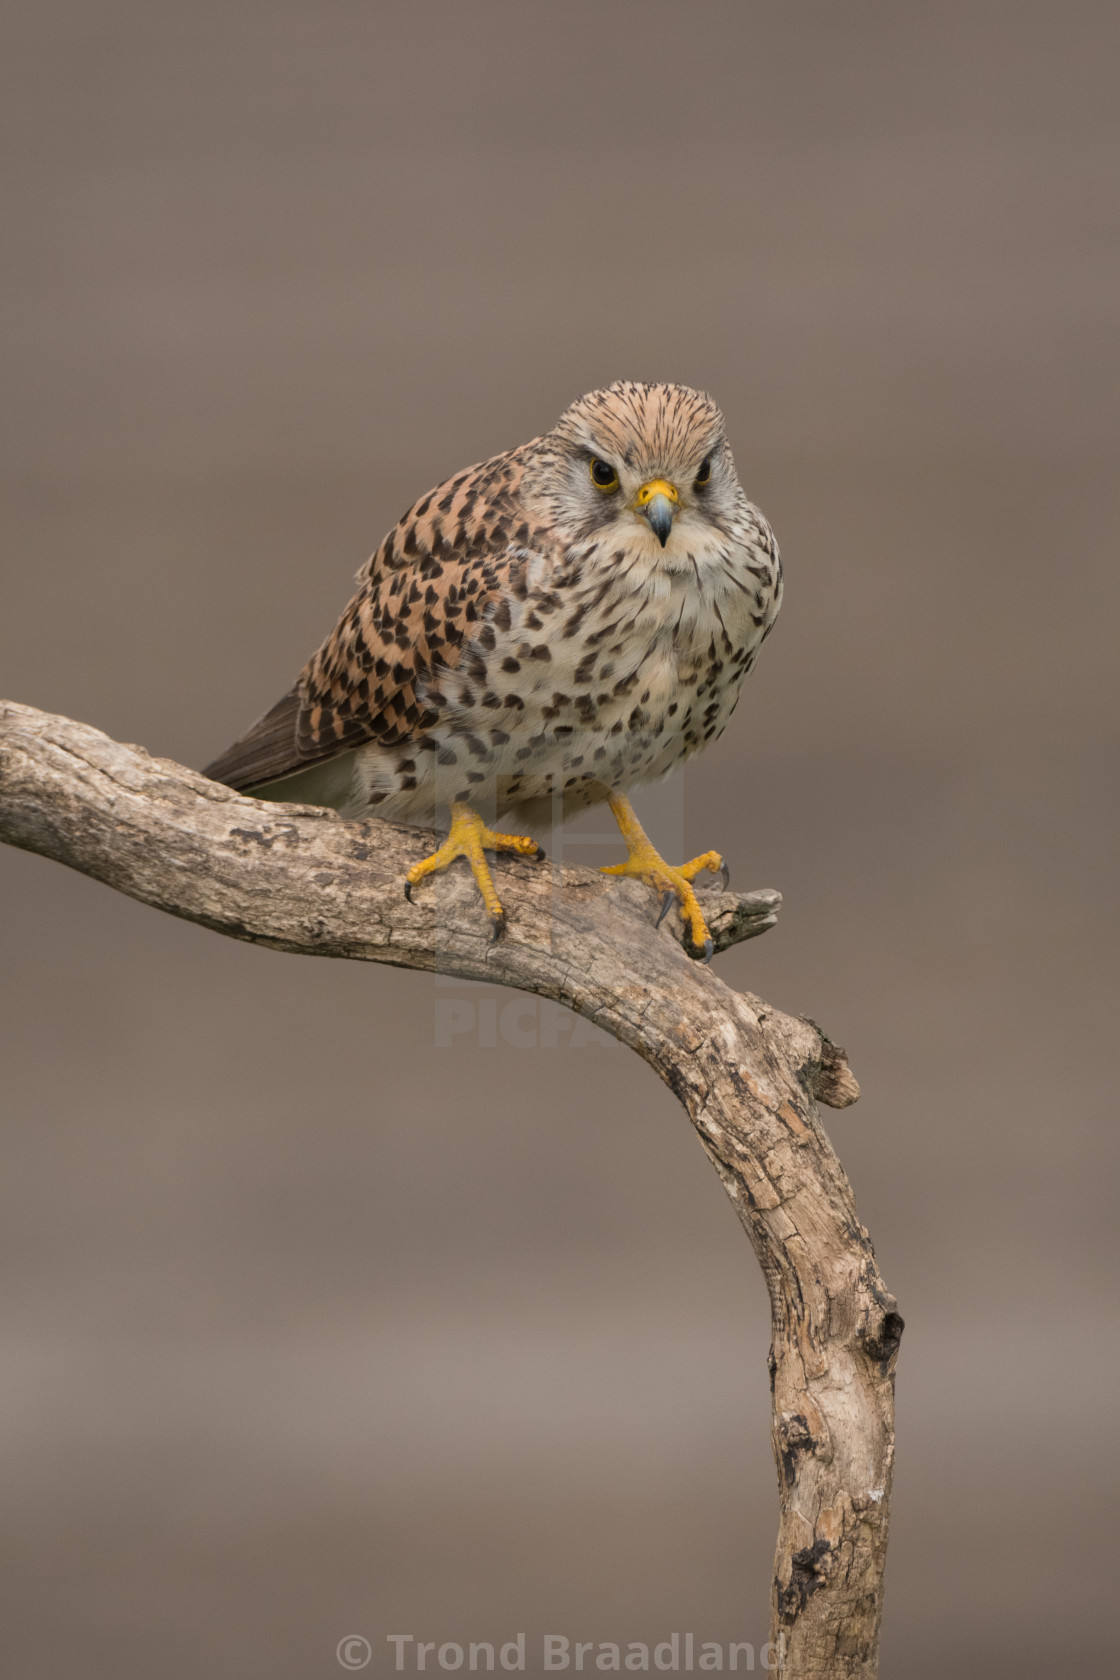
(694, 457, 712, 487)
(589, 457, 620, 491)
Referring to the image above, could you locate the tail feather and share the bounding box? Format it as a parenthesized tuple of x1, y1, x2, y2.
(201, 689, 305, 790)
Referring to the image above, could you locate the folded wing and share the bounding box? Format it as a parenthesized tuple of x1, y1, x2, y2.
(202, 448, 537, 793)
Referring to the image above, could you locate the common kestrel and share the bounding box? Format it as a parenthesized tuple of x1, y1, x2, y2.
(203, 382, 782, 958)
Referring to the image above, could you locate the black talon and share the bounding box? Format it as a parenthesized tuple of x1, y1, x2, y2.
(533, 844, 547, 862)
(404, 879, 414, 903)
(656, 891, 674, 929)
(698, 937, 714, 964)
(716, 861, 730, 891)
(488, 910, 507, 944)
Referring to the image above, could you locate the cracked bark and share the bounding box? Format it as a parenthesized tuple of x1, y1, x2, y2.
(0, 700, 901, 1678)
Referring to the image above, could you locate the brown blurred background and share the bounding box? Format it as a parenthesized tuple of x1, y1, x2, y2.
(1, 3, 1117, 1675)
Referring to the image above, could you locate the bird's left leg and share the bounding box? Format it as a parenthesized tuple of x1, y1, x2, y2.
(404, 801, 543, 938)
(599, 792, 727, 961)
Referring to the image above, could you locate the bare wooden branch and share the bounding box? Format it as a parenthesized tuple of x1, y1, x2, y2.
(0, 699, 901, 1678)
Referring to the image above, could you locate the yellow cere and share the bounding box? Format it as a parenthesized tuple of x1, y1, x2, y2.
(634, 477, 680, 508)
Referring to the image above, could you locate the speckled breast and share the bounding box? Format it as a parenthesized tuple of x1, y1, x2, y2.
(351, 510, 780, 828)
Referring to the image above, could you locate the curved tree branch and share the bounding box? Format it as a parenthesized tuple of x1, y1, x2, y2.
(0, 699, 901, 1678)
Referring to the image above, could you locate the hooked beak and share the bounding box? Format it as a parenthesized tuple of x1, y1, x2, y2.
(633, 478, 680, 548)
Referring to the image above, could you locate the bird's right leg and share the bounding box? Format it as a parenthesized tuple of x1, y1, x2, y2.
(404, 801, 543, 937)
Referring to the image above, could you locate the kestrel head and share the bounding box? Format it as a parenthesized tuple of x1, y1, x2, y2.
(525, 380, 741, 559)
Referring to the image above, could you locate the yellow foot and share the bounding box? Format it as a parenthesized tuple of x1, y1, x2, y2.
(600, 793, 728, 962)
(404, 801, 544, 939)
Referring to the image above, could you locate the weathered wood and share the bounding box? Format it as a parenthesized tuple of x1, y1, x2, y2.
(0, 699, 901, 1677)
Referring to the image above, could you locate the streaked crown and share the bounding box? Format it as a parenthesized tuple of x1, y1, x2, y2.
(552, 380, 725, 479)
